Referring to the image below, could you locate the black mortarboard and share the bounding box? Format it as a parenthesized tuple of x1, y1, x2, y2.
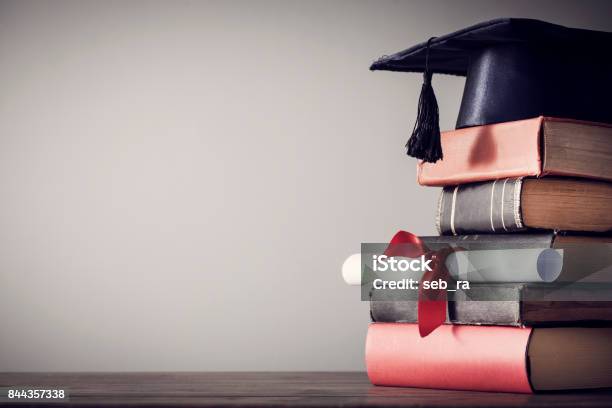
(371, 18, 612, 163)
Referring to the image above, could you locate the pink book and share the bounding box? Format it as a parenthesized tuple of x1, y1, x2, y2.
(366, 323, 612, 392)
(417, 117, 612, 186)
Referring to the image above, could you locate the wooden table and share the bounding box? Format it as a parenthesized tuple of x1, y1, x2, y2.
(1, 372, 612, 407)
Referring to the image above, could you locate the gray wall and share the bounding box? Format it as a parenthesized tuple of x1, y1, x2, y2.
(0, 0, 610, 371)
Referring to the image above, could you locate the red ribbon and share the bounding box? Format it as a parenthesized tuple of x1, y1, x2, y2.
(383, 230, 453, 337)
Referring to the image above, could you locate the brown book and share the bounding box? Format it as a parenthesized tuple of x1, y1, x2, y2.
(437, 177, 612, 234)
(418, 116, 612, 186)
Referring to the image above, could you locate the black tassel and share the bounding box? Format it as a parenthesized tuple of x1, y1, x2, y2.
(406, 38, 442, 163)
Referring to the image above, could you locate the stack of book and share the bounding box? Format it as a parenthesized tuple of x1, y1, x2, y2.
(366, 117, 612, 392)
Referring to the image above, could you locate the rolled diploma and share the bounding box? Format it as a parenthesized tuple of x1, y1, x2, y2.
(342, 248, 563, 285)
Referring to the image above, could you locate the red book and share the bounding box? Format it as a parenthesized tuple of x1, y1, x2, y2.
(417, 117, 612, 186)
(366, 323, 612, 393)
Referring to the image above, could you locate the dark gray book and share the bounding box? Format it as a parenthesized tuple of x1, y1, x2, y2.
(370, 283, 612, 326)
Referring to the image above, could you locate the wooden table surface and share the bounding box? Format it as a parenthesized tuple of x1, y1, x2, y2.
(1, 372, 612, 407)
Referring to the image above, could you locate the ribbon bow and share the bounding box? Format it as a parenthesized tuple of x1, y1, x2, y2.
(383, 230, 454, 337)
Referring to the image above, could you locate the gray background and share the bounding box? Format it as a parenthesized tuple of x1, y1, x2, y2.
(0, 0, 610, 371)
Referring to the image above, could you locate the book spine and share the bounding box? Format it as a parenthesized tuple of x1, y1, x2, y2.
(437, 177, 526, 235)
(366, 323, 533, 393)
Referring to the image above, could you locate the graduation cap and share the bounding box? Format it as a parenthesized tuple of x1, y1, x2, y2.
(371, 18, 612, 163)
